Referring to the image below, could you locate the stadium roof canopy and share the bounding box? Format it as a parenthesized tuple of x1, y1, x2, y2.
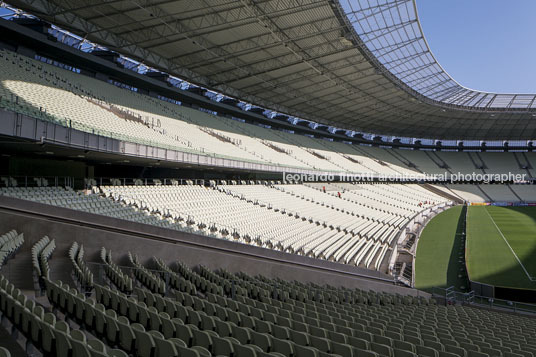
(7, 0, 536, 140)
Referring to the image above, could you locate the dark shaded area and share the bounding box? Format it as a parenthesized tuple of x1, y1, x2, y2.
(415, 206, 469, 293)
(447, 205, 469, 292)
(495, 286, 536, 304)
(0, 325, 27, 357)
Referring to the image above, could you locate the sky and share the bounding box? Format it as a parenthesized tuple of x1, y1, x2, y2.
(416, 0, 536, 94)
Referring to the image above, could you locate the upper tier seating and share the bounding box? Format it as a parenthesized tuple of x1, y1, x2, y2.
(436, 152, 476, 174)
(477, 185, 518, 202)
(446, 184, 535, 203)
(1, 48, 534, 177)
(510, 184, 536, 201)
(479, 153, 527, 176)
(446, 185, 487, 203)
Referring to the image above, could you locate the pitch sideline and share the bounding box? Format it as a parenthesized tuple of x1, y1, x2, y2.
(484, 207, 536, 282)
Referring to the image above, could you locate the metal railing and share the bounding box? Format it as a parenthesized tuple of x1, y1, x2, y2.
(432, 286, 536, 315)
(0, 176, 74, 188)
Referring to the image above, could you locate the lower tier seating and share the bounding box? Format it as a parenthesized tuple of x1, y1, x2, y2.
(0, 183, 450, 273)
(1, 235, 533, 357)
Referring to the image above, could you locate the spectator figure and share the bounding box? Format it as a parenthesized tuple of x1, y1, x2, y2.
(323, 186, 326, 193)
(337, 191, 341, 198)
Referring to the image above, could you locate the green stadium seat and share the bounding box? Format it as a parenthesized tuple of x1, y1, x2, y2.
(331, 341, 353, 357)
(459, 343, 479, 353)
(467, 351, 490, 357)
(109, 350, 129, 357)
(416, 345, 439, 357)
(256, 319, 273, 334)
(215, 319, 232, 337)
(424, 340, 444, 352)
(439, 352, 460, 357)
(479, 347, 501, 356)
(329, 330, 348, 344)
(191, 345, 211, 357)
(70, 330, 92, 357)
(209, 335, 231, 355)
(371, 342, 394, 357)
(374, 334, 394, 347)
(192, 328, 213, 351)
(251, 330, 272, 352)
(445, 345, 466, 357)
(309, 335, 331, 353)
(511, 351, 533, 357)
(294, 344, 320, 357)
(116, 315, 135, 351)
(53, 321, 72, 357)
(131, 323, 155, 357)
(272, 337, 294, 356)
(150, 330, 179, 357)
(160, 312, 175, 338)
(394, 348, 417, 357)
(394, 340, 415, 353)
(272, 325, 290, 340)
(504, 353, 525, 357)
(354, 330, 373, 342)
(405, 335, 423, 346)
(177, 324, 195, 346)
(104, 309, 120, 344)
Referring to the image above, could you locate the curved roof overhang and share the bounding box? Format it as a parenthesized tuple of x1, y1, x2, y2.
(5, 0, 536, 140)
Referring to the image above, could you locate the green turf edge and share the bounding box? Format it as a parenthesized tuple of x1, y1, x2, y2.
(415, 205, 468, 293)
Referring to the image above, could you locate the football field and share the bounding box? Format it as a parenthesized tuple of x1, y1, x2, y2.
(466, 206, 536, 290)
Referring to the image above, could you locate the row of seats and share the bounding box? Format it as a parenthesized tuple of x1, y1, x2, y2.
(153, 258, 208, 296)
(0, 186, 177, 228)
(69, 242, 94, 292)
(0, 183, 450, 272)
(12, 234, 534, 357)
(46, 278, 226, 357)
(117, 255, 535, 357)
(100, 247, 133, 293)
(0, 230, 23, 269)
(2, 48, 536, 177)
(0, 273, 128, 357)
(216, 269, 424, 307)
(99, 183, 448, 270)
(128, 252, 166, 295)
(446, 184, 535, 203)
(31, 235, 55, 279)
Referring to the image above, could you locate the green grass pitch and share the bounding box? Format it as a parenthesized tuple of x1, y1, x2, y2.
(466, 206, 536, 290)
(415, 205, 467, 292)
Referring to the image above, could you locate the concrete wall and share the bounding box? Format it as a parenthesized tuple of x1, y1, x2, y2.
(0, 196, 429, 298)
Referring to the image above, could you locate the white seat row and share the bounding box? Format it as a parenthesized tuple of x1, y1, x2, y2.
(1, 183, 450, 272)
